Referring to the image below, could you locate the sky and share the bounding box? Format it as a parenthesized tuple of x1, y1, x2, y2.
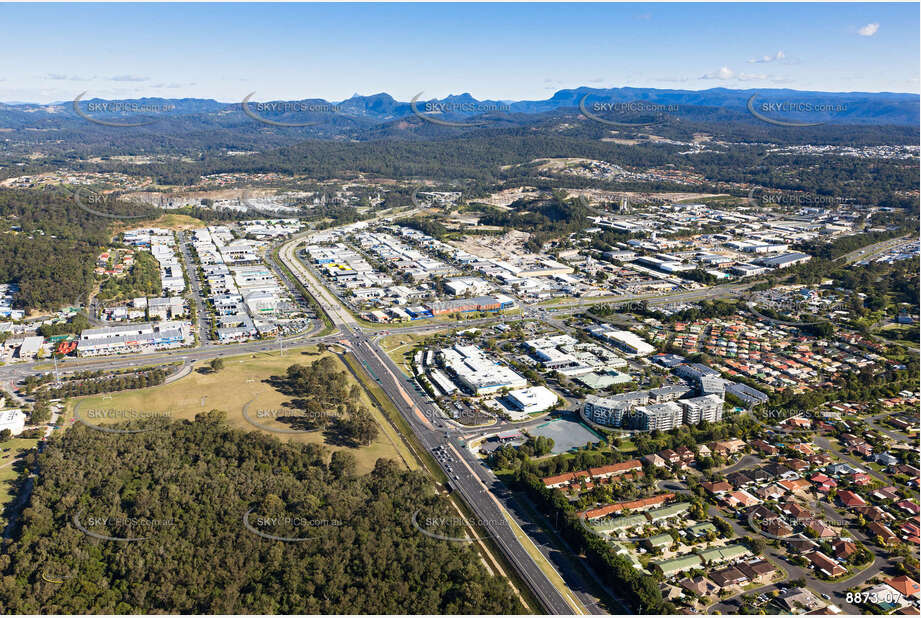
(1, 2, 918, 104)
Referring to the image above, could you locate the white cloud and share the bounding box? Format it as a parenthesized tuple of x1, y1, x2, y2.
(700, 66, 736, 80)
(152, 82, 196, 89)
(748, 50, 785, 64)
(858, 22, 880, 36)
(110, 75, 149, 82)
(46, 73, 93, 81)
(700, 67, 770, 81)
(737, 72, 768, 81)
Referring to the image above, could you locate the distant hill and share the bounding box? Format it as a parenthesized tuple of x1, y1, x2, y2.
(1, 86, 918, 128)
(0, 86, 916, 163)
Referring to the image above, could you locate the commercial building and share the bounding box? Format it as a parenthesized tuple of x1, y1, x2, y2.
(755, 252, 812, 269)
(444, 277, 491, 296)
(526, 336, 627, 376)
(505, 386, 558, 416)
(729, 263, 768, 277)
(18, 336, 45, 359)
(147, 297, 185, 320)
(576, 371, 632, 390)
(77, 321, 191, 357)
(439, 344, 527, 395)
(428, 294, 516, 316)
(588, 324, 655, 356)
(244, 290, 279, 316)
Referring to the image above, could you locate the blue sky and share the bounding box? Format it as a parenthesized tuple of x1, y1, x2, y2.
(1, 3, 918, 103)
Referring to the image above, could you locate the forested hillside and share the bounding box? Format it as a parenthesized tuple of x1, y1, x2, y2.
(0, 188, 157, 310)
(0, 411, 522, 614)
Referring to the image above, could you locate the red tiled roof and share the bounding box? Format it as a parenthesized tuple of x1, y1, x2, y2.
(579, 493, 675, 520)
(588, 460, 643, 477)
(838, 490, 867, 507)
(886, 576, 921, 599)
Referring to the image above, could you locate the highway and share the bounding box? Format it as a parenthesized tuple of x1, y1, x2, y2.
(273, 231, 582, 614)
(345, 330, 579, 614)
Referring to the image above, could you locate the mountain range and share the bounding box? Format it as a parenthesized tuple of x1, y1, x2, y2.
(3, 86, 918, 127)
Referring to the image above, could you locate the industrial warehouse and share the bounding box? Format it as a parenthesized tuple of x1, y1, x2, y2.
(76, 321, 193, 357)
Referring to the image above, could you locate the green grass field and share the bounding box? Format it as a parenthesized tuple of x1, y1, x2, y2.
(0, 437, 40, 525)
(378, 332, 437, 374)
(66, 346, 407, 475)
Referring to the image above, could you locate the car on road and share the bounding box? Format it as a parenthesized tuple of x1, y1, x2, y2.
(822, 594, 830, 600)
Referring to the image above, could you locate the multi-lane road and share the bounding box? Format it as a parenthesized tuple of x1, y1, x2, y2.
(274, 231, 584, 614)
(343, 328, 581, 614)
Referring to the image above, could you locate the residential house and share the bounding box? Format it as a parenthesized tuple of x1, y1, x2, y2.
(781, 501, 813, 522)
(702, 480, 732, 495)
(854, 443, 874, 458)
(886, 576, 921, 600)
(763, 462, 797, 479)
(807, 519, 839, 539)
(854, 505, 893, 523)
(678, 576, 719, 598)
(755, 484, 787, 501)
(866, 521, 899, 546)
(776, 588, 824, 613)
(711, 566, 748, 588)
(781, 457, 810, 473)
(837, 490, 867, 508)
(872, 486, 901, 501)
(748, 468, 773, 484)
(896, 500, 920, 517)
(809, 453, 834, 466)
(785, 534, 819, 554)
(827, 462, 862, 476)
(751, 439, 778, 456)
(747, 505, 779, 522)
(810, 473, 837, 493)
(674, 445, 696, 465)
(876, 452, 899, 466)
(710, 438, 746, 457)
(724, 490, 760, 509)
(763, 519, 794, 538)
(832, 539, 858, 561)
(805, 551, 846, 578)
(738, 559, 776, 584)
(779, 478, 812, 494)
(727, 471, 755, 488)
(900, 521, 920, 545)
